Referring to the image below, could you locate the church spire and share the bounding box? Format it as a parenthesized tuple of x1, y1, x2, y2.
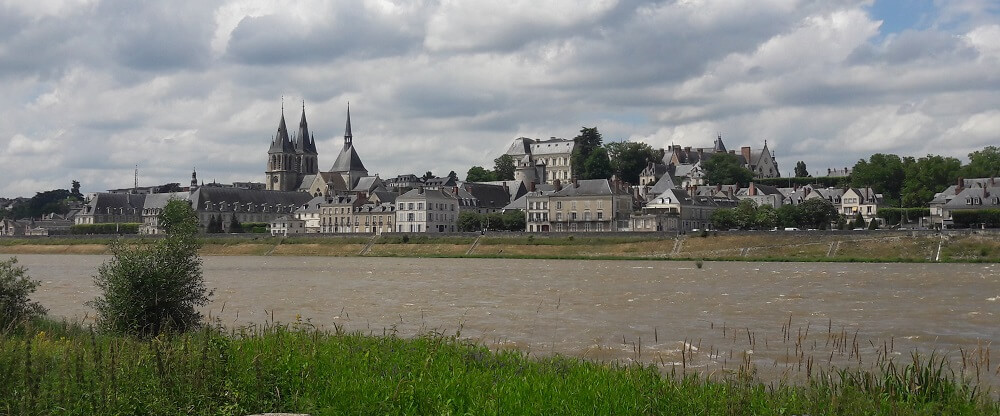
(296, 100, 313, 154)
(344, 102, 353, 146)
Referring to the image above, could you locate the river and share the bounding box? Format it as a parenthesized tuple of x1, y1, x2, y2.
(12, 254, 1000, 386)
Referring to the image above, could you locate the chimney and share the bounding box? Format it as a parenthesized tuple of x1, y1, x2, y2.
(453, 186, 459, 196)
(572, 177, 579, 188)
(418, 186, 424, 195)
(749, 182, 756, 196)
(741, 146, 751, 163)
(956, 177, 964, 194)
(554, 179, 562, 191)
(530, 181, 536, 192)
(697, 148, 704, 159)
(729, 149, 736, 155)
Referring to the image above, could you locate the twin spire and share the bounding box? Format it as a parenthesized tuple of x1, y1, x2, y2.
(269, 99, 354, 155)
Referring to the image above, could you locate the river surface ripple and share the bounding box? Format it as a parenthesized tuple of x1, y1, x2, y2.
(14, 254, 1000, 387)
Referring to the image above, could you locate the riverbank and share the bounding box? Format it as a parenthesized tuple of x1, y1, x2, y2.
(2, 319, 996, 415)
(2, 231, 999, 262)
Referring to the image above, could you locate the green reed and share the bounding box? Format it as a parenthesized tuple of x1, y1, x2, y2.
(0, 318, 997, 415)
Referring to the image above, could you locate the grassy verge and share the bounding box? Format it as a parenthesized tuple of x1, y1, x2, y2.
(2, 233, 999, 263)
(1, 319, 997, 415)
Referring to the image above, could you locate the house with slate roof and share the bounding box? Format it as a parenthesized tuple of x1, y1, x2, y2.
(75, 193, 146, 226)
(505, 136, 575, 184)
(526, 178, 632, 232)
(841, 187, 884, 223)
(936, 178, 1000, 228)
(395, 187, 459, 233)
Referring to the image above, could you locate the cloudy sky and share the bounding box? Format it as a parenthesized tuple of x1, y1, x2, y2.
(2, 0, 998, 197)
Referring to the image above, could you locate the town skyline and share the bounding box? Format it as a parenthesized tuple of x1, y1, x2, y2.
(2, 0, 999, 198)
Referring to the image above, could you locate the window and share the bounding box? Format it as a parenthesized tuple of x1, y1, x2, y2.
(584, 212, 591, 221)
(556, 212, 562, 221)
(598, 200, 603, 209)
(597, 212, 603, 220)
(556, 201, 562, 210)
(418, 203, 424, 210)
(407, 203, 414, 210)
(571, 201, 577, 210)
(596, 223, 603, 232)
(571, 212, 577, 220)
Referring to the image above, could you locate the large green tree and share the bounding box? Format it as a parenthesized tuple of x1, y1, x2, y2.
(493, 154, 516, 181)
(851, 154, 905, 206)
(702, 153, 754, 186)
(797, 198, 839, 230)
(960, 146, 1000, 178)
(571, 127, 604, 179)
(466, 166, 496, 182)
(583, 147, 613, 180)
(901, 155, 962, 207)
(605, 141, 659, 184)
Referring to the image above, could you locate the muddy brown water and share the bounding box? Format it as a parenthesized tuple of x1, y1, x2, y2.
(12, 254, 1000, 387)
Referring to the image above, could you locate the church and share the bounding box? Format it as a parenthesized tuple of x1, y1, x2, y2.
(265, 103, 369, 195)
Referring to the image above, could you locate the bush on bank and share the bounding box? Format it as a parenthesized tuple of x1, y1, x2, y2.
(0, 257, 46, 332)
(0, 319, 995, 416)
(69, 223, 140, 235)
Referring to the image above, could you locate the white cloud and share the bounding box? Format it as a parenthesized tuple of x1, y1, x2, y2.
(1, 0, 999, 196)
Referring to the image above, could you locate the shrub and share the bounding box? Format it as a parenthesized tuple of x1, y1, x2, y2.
(0, 257, 47, 331)
(89, 200, 211, 337)
(70, 223, 140, 234)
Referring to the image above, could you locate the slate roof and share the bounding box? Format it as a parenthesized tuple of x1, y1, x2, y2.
(942, 184, 1000, 209)
(189, 187, 313, 209)
(297, 196, 325, 213)
(460, 183, 511, 209)
(648, 175, 677, 195)
(423, 177, 457, 187)
(352, 176, 384, 193)
(143, 192, 191, 210)
(370, 191, 398, 204)
(551, 179, 614, 197)
(529, 138, 574, 155)
(330, 143, 367, 173)
(86, 193, 147, 213)
(268, 113, 295, 154)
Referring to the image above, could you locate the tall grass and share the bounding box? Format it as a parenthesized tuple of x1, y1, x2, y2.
(1, 318, 996, 415)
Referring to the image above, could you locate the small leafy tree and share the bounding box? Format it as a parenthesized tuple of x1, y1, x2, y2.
(457, 211, 483, 232)
(229, 215, 242, 233)
(493, 154, 516, 181)
(794, 161, 809, 177)
(0, 257, 47, 331)
(466, 166, 496, 182)
(90, 199, 210, 337)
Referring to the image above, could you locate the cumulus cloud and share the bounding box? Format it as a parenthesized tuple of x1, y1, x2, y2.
(1, 0, 999, 197)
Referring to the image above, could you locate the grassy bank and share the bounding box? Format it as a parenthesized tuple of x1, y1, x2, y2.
(1, 232, 999, 263)
(2, 319, 996, 415)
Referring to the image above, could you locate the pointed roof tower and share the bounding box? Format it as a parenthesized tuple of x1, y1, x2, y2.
(295, 101, 318, 154)
(344, 102, 353, 145)
(330, 103, 367, 173)
(269, 100, 295, 153)
(713, 134, 727, 153)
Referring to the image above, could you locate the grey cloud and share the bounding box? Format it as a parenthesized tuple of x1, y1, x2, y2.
(225, 5, 422, 66)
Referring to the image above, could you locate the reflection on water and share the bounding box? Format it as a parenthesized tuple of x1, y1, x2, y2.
(14, 254, 1000, 387)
